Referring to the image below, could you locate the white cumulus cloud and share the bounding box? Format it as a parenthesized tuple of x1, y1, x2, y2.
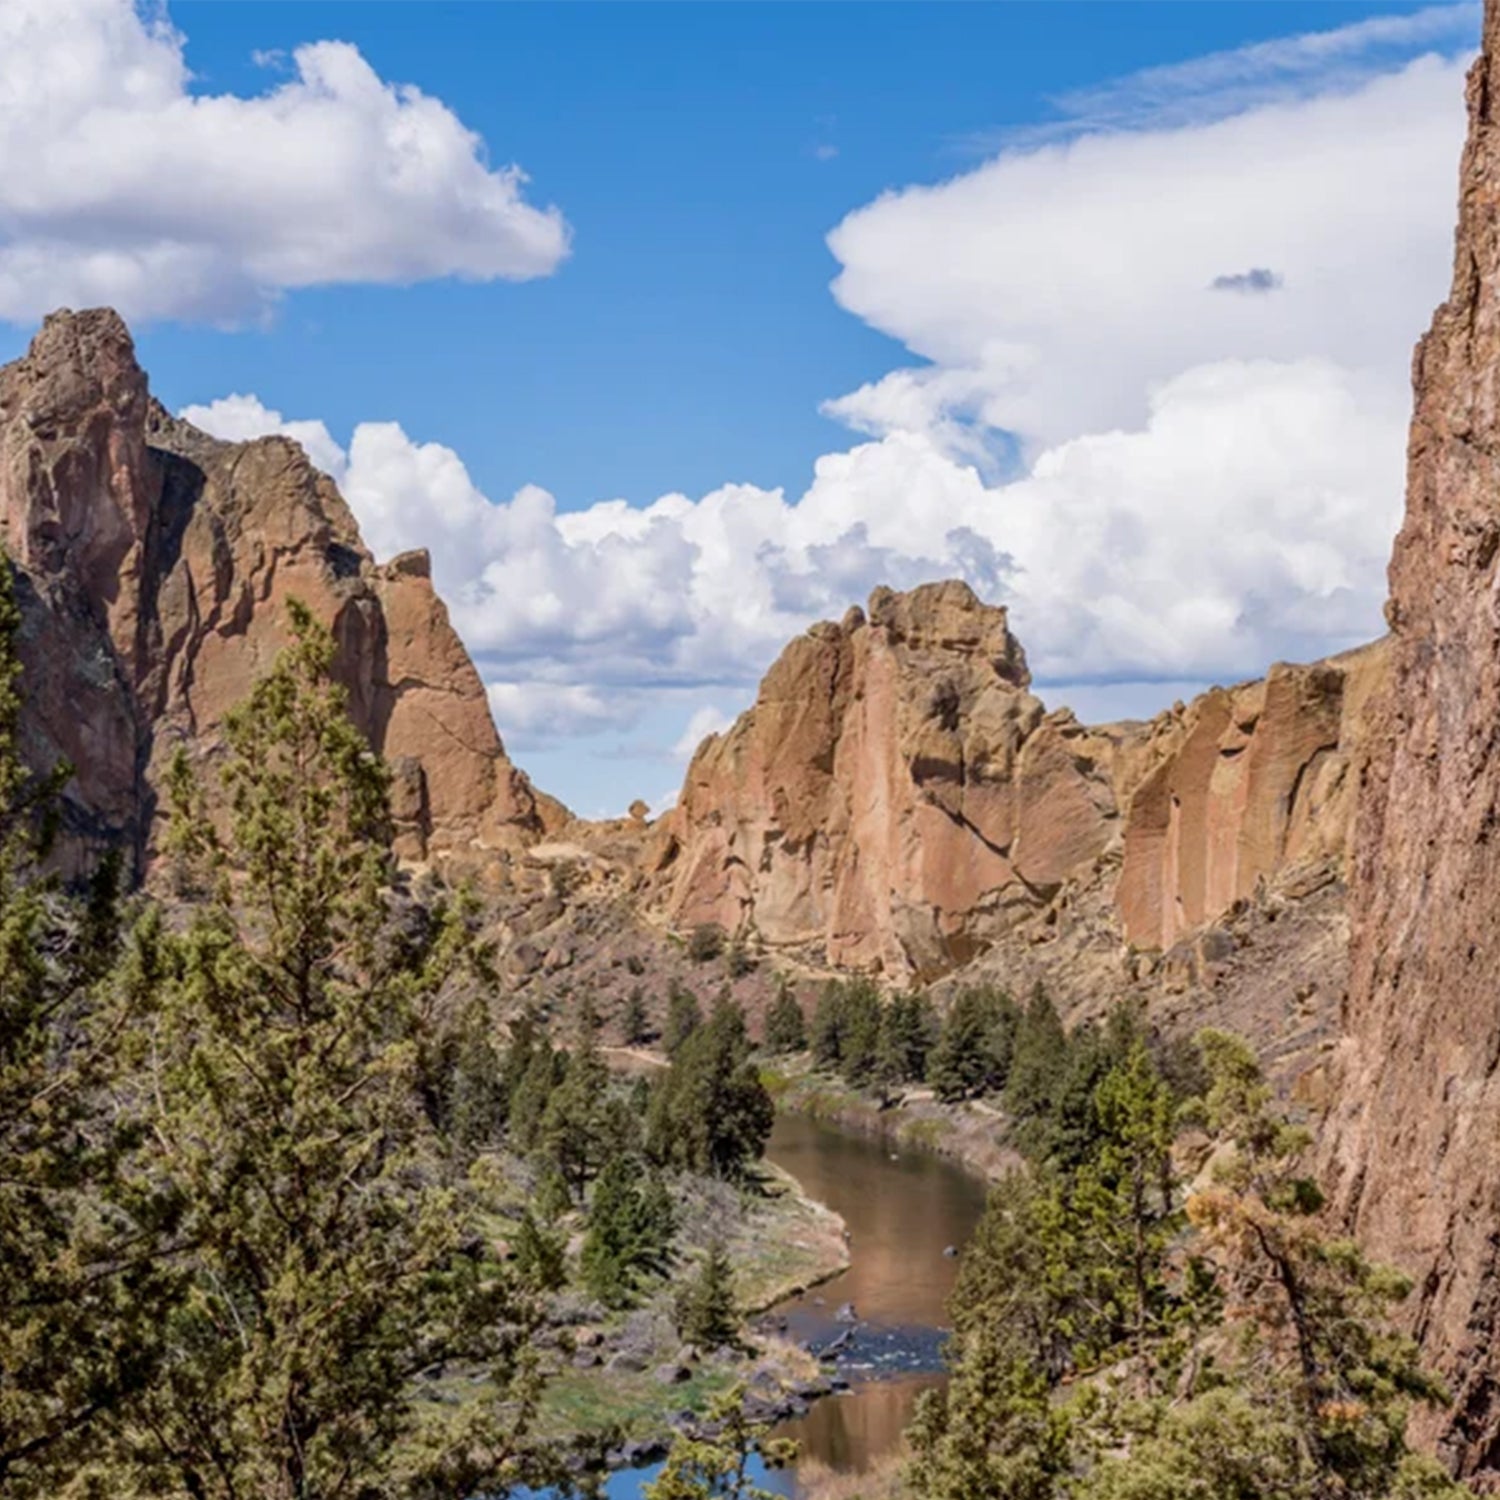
(0, 0, 568, 323)
(179, 11, 1474, 810)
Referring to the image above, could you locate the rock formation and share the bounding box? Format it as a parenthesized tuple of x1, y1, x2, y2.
(1324, 1, 1500, 1478)
(0, 308, 554, 871)
(648, 579, 1384, 981)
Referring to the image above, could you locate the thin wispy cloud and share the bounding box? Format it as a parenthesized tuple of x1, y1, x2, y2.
(957, 2, 1478, 152)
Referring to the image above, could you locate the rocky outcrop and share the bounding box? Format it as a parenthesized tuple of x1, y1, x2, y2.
(0, 308, 553, 871)
(1324, 3, 1500, 1479)
(648, 579, 1384, 980)
(1116, 640, 1387, 951)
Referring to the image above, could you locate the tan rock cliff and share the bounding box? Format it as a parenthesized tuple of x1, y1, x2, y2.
(649, 578, 1384, 981)
(1325, 0, 1500, 1479)
(0, 308, 552, 871)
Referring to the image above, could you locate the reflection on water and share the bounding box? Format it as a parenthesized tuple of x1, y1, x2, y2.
(764, 1112, 987, 1344)
(588, 1112, 988, 1499)
(759, 1113, 988, 1493)
(775, 1374, 942, 1476)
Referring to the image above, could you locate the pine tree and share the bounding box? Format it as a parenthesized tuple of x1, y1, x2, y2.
(675, 1239, 740, 1350)
(580, 1155, 676, 1308)
(664, 981, 704, 1055)
(508, 1035, 561, 1152)
(621, 986, 651, 1046)
(809, 982, 845, 1069)
(836, 978, 882, 1085)
(512, 1209, 567, 1292)
(763, 981, 807, 1054)
(540, 1006, 613, 1194)
(647, 997, 773, 1180)
(109, 603, 553, 1500)
(928, 986, 1010, 1102)
(0, 558, 162, 1495)
(1005, 984, 1069, 1129)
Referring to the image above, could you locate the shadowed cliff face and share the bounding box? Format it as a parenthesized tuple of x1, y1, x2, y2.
(0, 308, 555, 872)
(647, 578, 1383, 981)
(1327, 0, 1500, 1479)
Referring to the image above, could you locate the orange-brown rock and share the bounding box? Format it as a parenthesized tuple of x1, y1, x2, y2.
(1325, 1, 1500, 1479)
(649, 579, 1384, 979)
(0, 308, 553, 871)
(1116, 639, 1387, 951)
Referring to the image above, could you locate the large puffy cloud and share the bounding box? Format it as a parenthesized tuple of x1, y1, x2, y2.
(182, 13, 1472, 809)
(0, 0, 568, 322)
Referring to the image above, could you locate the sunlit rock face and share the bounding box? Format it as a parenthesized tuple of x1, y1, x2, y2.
(0, 307, 554, 872)
(1326, 0, 1500, 1478)
(648, 578, 1381, 981)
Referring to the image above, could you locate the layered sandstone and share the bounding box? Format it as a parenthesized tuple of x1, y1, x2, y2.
(1324, 3, 1500, 1478)
(0, 308, 552, 871)
(648, 579, 1383, 980)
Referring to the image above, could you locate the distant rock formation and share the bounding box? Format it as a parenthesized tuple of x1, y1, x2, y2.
(647, 578, 1384, 980)
(1325, 1, 1500, 1479)
(0, 308, 556, 872)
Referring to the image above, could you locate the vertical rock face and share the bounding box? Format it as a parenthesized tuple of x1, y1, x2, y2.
(0, 308, 551, 870)
(649, 579, 1382, 979)
(1117, 641, 1387, 952)
(1328, 4, 1500, 1478)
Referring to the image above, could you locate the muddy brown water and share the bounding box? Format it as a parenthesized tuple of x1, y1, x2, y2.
(759, 1111, 989, 1489)
(588, 1110, 989, 1498)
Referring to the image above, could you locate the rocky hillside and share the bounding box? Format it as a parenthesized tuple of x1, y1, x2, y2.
(647, 578, 1384, 986)
(0, 309, 558, 874)
(1324, 2, 1500, 1480)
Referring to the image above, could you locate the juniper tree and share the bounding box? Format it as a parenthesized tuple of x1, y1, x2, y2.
(763, 980, 806, 1054)
(647, 997, 773, 1180)
(664, 980, 704, 1055)
(106, 603, 554, 1500)
(0, 559, 165, 1496)
(675, 1239, 740, 1350)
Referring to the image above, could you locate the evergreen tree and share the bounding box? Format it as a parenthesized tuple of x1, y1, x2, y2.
(809, 982, 845, 1070)
(675, 1239, 740, 1350)
(621, 985, 651, 1046)
(763, 981, 807, 1054)
(512, 1209, 567, 1292)
(874, 991, 935, 1096)
(109, 603, 552, 1500)
(928, 986, 1012, 1102)
(644, 1386, 794, 1500)
(580, 1155, 676, 1308)
(534, 1163, 574, 1224)
(508, 1036, 561, 1152)
(664, 981, 704, 1055)
(836, 978, 883, 1085)
(446, 1000, 508, 1155)
(647, 998, 773, 1180)
(1004, 984, 1069, 1128)
(540, 1007, 613, 1195)
(0, 560, 163, 1495)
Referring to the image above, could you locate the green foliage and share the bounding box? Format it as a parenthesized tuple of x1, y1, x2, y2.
(926, 985, 1019, 1102)
(509, 1034, 562, 1152)
(540, 1007, 614, 1195)
(763, 981, 807, 1054)
(688, 923, 726, 964)
(622, 986, 652, 1046)
(647, 997, 774, 1181)
(1002, 984, 1069, 1130)
(102, 602, 553, 1500)
(909, 1016, 1466, 1500)
(513, 1209, 568, 1292)
(674, 1239, 740, 1351)
(643, 1385, 794, 1500)
(579, 1155, 676, 1307)
(664, 981, 704, 1055)
(809, 983, 845, 1069)
(0, 558, 165, 1495)
(873, 991, 936, 1099)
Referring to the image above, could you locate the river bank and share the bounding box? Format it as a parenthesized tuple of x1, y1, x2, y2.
(762, 1055, 1021, 1184)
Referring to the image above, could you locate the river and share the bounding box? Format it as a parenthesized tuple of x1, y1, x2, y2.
(596, 1110, 990, 1498)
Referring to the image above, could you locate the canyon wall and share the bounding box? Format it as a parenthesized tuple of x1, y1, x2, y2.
(0, 308, 553, 871)
(1325, 1, 1500, 1479)
(648, 578, 1384, 980)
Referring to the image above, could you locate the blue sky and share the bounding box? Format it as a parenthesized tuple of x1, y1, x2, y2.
(0, 1, 1481, 815)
